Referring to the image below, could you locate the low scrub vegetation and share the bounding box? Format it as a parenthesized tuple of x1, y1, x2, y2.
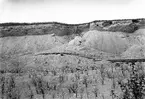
(0, 60, 145, 99)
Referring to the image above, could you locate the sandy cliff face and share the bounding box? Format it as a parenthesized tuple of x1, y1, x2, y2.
(0, 18, 144, 56)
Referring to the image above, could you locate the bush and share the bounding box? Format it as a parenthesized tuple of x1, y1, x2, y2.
(31, 75, 47, 99)
(118, 63, 145, 99)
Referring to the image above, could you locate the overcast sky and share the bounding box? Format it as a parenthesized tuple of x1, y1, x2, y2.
(0, 0, 145, 24)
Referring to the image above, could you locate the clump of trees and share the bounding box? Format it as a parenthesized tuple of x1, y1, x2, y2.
(118, 62, 145, 99)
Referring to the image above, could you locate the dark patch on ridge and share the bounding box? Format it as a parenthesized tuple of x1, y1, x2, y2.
(102, 21, 113, 27)
(132, 19, 140, 23)
(108, 23, 139, 33)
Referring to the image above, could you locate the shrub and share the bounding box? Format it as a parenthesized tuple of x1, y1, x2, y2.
(118, 63, 145, 99)
(31, 75, 47, 99)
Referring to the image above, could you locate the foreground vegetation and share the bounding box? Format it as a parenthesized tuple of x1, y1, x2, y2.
(0, 60, 145, 99)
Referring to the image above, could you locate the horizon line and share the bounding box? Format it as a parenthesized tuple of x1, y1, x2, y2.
(0, 18, 144, 26)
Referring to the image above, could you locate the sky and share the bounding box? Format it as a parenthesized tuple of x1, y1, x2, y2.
(0, 0, 145, 24)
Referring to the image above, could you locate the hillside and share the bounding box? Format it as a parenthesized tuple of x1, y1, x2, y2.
(0, 18, 145, 99)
